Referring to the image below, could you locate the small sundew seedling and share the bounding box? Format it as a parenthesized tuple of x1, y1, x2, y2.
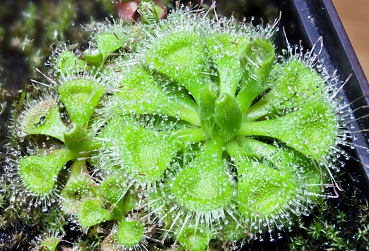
(4, 1, 360, 250)
(33, 231, 64, 251)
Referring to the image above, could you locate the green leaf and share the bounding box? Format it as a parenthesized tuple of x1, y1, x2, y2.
(56, 51, 86, 75)
(64, 123, 94, 153)
(20, 98, 68, 142)
(239, 101, 338, 160)
(60, 161, 100, 215)
(214, 93, 242, 134)
(236, 38, 275, 111)
(114, 67, 200, 125)
(168, 86, 199, 114)
(145, 31, 211, 102)
(245, 59, 327, 120)
(236, 158, 298, 218)
(216, 215, 245, 242)
(115, 219, 145, 247)
(138, 0, 159, 24)
(96, 32, 125, 59)
(172, 127, 208, 146)
(177, 225, 212, 251)
(40, 236, 61, 251)
(206, 33, 249, 96)
(171, 140, 233, 212)
(58, 78, 104, 127)
(100, 174, 128, 204)
(78, 199, 112, 228)
(226, 138, 327, 218)
(99, 116, 180, 183)
(122, 192, 139, 214)
(198, 83, 218, 130)
(83, 48, 103, 66)
(18, 148, 75, 197)
(122, 127, 178, 183)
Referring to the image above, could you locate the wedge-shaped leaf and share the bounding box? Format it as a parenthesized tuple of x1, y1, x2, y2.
(171, 140, 233, 212)
(145, 31, 211, 102)
(20, 98, 68, 142)
(236, 159, 298, 218)
(214, 93, 242, 133)
(245, 59, 327, 120)
(114, 67, 200, 125)
(121, 192, 140, 214)
(206, 33, 249, 97)
(115, 219, 145, 247)
(236, 38, 275, 111)
(177, 225, 213, 251)
(84, 48, 103, 66)
(239, 101, 338, 160)
(123, 128, 178, 183)
(40, 236, 60, 251)
(64, 123, 94, 153)
(100, 174, 128, 204)
(233, 138, 327, 190)
(59, 78, 104, 127)
(227, 138, 328, 217)
(78, 199, 112, 228)
(96, 32, 126, 59)
(18, 148, 75, 197)
(56, 51, 86, 75)
(198, 83, 218, 130)
(99, 116, 180, 183)
(60, 161, 100, 215)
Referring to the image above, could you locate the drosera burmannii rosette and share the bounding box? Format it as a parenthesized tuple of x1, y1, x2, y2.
(3, 0, 358, 249)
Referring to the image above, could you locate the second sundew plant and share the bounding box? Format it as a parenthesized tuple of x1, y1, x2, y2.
(5, 1, 353, 250)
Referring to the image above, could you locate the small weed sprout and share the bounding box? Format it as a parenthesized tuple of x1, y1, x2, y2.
(2, 1, 364, 250)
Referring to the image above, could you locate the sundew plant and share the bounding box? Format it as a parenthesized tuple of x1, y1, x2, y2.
(3, 1, 356, 250)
